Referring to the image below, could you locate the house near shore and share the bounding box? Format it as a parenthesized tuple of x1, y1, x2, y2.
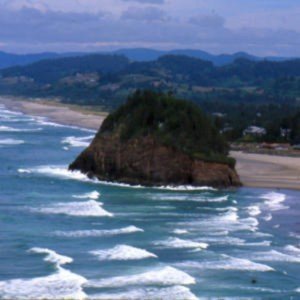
(243, 126, 266, 137)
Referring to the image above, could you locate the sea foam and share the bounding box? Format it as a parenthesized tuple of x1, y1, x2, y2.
(154, 237, 208, 250)
(176, 255, 274, 272)
(0, 248, 87, 300)
(54, 225, 144, 238)
(62, 135, 94, 148)
(260, 192, 288, 211)
(18, 165, 216, 191)
(90, 245, 157, 261)
(32, 200, 113, 217)
(0, 138, 24, 145)
(0, 125, 41, 132)
(86, 266, 196, 288)
(73, 191, 100, 200)
(34, 116, 96, 133)
(251, 250, 300, 263)
(149, 194, 226, 202)
(29, 247, 73, 266)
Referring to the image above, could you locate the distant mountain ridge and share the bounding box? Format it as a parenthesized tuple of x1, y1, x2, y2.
(0, 48, 293, 69)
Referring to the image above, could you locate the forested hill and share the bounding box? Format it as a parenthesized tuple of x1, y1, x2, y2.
(1, 54, 130, 84)
(0, 53, 299, 109)
(1, 53, 300, 143)
(0, 48, 290, 70)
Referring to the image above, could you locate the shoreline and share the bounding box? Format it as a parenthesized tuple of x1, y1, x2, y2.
(231, 151, 300, 191)
(0, 96, 106, 130)
(1, 96, 300, 191)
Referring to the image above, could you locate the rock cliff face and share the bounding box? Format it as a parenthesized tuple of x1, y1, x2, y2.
(70, 134, 241, 188)
(69, 91, 241, 188)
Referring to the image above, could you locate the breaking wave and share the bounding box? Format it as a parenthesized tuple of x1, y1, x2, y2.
(0, 248, 87, 300)
(176, 255, 274, 272)
(54, 225, 144, 238)
(154, 237, 208, 250)
(90, 245, 157, 261)
(17, 165, 216, 190)
(61, 135, 94, 148)
(251, 250, 300, 263)
(86, 266, 196, 288)
(0, 125, 42, 132)
(31, 200, 113, 217)
(0, 138, 24, 145)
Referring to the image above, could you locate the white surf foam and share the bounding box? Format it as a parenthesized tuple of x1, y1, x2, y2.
(89, 285, 198, 300)
(34, 117, 96, 133)
(62, 135, 94, 148)
(0, 125, 42, 132)
(32, 200, 113, 217)
(0, 248, 87, 300)
(0, 266, 87, 300)
(154, 237, 208, 250)
(86, 266, 196, 288)
(18, 168, 32, 174)
(260, 192, 288, 211)
(90, 245, 157, 261)
(150, 194, 226, 202)
(180, 210, 259, 234)
(262, 213, 273, 221)
(196, 236, 245, 246)
(173, 229, 189, 235)
(284, 245, 300, 253)
(0, 138, 24, 145)
(252, 250, 300, 262)
(247, 205, 261, 216)
(21, 166, 96, 182)
(19, 165, 216, 191)
(0, 108, 23, 116)
(176, 255, 274, 272)
(73, 191, 100, 200)
(29, 247, 73, 266)
(54, 225, 144, 238)
(290, 232, 300, 239)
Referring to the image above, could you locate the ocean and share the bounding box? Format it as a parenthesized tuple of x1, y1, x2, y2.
(0, 102, 299, 300)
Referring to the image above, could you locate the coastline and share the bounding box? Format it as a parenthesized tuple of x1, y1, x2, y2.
(231, 151, 300, 191)
(0, 96, 106, 130)
(1, 96, 300, 191)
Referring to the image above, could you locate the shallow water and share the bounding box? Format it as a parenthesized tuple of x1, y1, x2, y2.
(0, 103, 299, 299)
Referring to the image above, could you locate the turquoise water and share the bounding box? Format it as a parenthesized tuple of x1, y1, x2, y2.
(0, 103, 299, 300)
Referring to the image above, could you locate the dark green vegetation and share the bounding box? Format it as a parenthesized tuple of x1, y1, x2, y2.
(0, 53, 300, 143)
(100, 90, 234, 166)
(0, 48, 289, 70)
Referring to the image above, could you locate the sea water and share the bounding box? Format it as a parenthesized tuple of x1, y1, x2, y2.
(0, 103, 299, 300)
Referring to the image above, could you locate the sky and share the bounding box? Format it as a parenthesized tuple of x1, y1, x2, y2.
(0, 0, 299, 56)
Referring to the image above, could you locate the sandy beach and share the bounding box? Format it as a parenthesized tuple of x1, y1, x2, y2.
(0, 96, 106, 130)
(1, 96, 300, 190)
(231, 151, 300, 190)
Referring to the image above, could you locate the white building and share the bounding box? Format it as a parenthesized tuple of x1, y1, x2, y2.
(243, 126, 266, 137)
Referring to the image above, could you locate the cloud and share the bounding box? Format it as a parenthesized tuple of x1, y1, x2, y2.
(189, 14, 225, 29)
(121, 6, 167, 22)
(122, 0, 165, 4)
(0, 2, 299, 56)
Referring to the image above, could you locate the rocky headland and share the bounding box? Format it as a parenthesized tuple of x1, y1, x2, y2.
(69, 91, 241, 188)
